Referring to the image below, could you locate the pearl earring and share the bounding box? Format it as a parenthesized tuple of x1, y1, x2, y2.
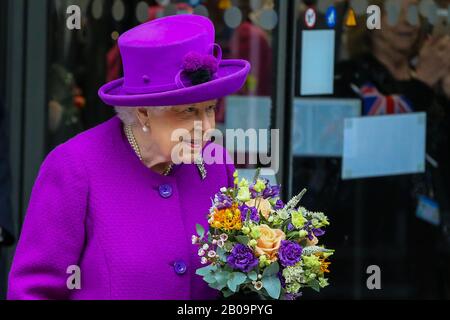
(142, 125, 149, 133)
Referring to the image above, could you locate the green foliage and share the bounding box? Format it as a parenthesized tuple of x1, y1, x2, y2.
(196, 224, 205, 238)
(262, 276, 281, 299)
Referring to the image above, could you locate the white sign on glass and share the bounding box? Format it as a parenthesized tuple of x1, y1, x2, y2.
(292, 98, 361, 157)
(342, 112, 426, 179)
(224, 95, 271, 154)
(300, 30, 335, 95)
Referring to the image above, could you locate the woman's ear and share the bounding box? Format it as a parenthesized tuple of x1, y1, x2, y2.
(135, 107, 150, 127)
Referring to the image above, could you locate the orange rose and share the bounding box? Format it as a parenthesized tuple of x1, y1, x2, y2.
(254, 224, 286, 262)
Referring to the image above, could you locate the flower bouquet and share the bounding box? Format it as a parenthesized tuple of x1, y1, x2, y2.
(192, 169, 334, 300)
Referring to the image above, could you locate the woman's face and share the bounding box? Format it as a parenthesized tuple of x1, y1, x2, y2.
(374, 0, 421, 55)
(146, 99, 218, 163)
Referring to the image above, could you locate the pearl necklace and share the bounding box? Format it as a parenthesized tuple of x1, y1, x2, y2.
(123, 124, 207, 179)
(124, 124, 173, 176)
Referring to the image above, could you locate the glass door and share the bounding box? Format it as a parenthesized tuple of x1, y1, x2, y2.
(289, 0, 450, 299)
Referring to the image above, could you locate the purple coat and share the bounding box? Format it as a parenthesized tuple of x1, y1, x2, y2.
(8, 116, 235, 300)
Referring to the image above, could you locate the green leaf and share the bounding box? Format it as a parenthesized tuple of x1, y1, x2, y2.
(248, 271, 258, 281)
(262, 276, 281, 299)
(222, 289, 235, 298)
(216, 283, 227, 290)
(209, 280, 226, 291)
(204, 274, 216, 284)
(224, 241, 234, 252)
(262, 262, 279, 277)
(235, 235, 250, 245)
(214, 271, 230, 286)
(223, 265, 234, 273)
(253, 167, 261, 183)
(196, 264, 216, 276)
(286, 231, 299, 239)
(208, 281, 220, 289)
(231, 272, 247, 286)
(227, 272, 247, 292)
(227, 279, 237, 292)
(309, 279, 321, 292)
(217, 247, 227, 263)
(196, 224, 205, 238)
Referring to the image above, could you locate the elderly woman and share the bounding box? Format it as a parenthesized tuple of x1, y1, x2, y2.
(8, 15, 250, 300)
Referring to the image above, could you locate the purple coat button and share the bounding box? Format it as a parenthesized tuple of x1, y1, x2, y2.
(173, 260, 187, 275)
(158, 184, 172, 198)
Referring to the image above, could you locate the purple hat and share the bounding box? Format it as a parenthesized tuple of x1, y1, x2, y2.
(98, 14, 251, 107)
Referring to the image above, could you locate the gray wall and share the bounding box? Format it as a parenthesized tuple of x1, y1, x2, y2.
(1, 0, 48, 299)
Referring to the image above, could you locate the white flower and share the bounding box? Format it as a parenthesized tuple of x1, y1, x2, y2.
(207, 250, 216, 258)
(217, 240, 225, 248)
(220, 187, 227, 192)
(212, 239, 217, 245)
(201, 257, 208, 264)
(192, 235, 198, 244)
(202, 243, 209, 250)
(198, 249, 206, 256)
(253, 281, 263, 290)
(220, 234, 228, 241)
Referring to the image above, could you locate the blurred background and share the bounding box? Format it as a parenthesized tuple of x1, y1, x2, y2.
(1, 0, 449, 299)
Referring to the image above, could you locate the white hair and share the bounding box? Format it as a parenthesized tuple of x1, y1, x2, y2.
(114, 106, 171, 126)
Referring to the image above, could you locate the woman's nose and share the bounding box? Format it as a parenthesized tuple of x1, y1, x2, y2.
(200, 112, 213, 132)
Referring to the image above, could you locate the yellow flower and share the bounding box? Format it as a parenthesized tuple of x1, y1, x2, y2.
(318, 256, 331, 273)
(253, 179, 266, 193)
(291, 209, 306, 229)
(209, 204, 242, 231)
(237, 187, 251, 202)
(238, 178, 249, 188)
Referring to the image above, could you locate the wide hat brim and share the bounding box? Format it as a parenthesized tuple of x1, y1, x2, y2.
(98, 59, 250, 107)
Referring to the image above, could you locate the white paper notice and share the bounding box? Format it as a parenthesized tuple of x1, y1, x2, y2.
(300, 30, 335, 95)
(224, 95, 271, 153)
(292, 98, 361, 157)
(342, 113, 426, 179)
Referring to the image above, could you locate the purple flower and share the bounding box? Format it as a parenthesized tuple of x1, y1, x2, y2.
(307, 228, 325, 241)
(262, 184, 281, 199)
(287, 223, 294, 231)
(285, 292, 303, 300)
(274, 199, 284, 210)
(239, 204, 260, 223)
(249, 179, 281, 199)
(270, 185, 281, 197)
(215, 192, 233, 210)
(227, 244, 258, 272)
(278, 240, 303, 267)
(249, 188, 259, 199)
(278, 270, 286, 288)
(314, 228, 325, 237)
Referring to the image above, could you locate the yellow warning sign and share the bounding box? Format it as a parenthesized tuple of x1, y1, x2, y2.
(218, 0, 232, 10)
(345, 8, 357, 27)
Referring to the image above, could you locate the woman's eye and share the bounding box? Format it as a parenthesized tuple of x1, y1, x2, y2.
(207, 105, 216, 112)
(184, 107, 196, 113)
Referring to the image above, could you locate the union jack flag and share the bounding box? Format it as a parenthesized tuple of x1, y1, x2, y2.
(359, 83, 413, 115)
